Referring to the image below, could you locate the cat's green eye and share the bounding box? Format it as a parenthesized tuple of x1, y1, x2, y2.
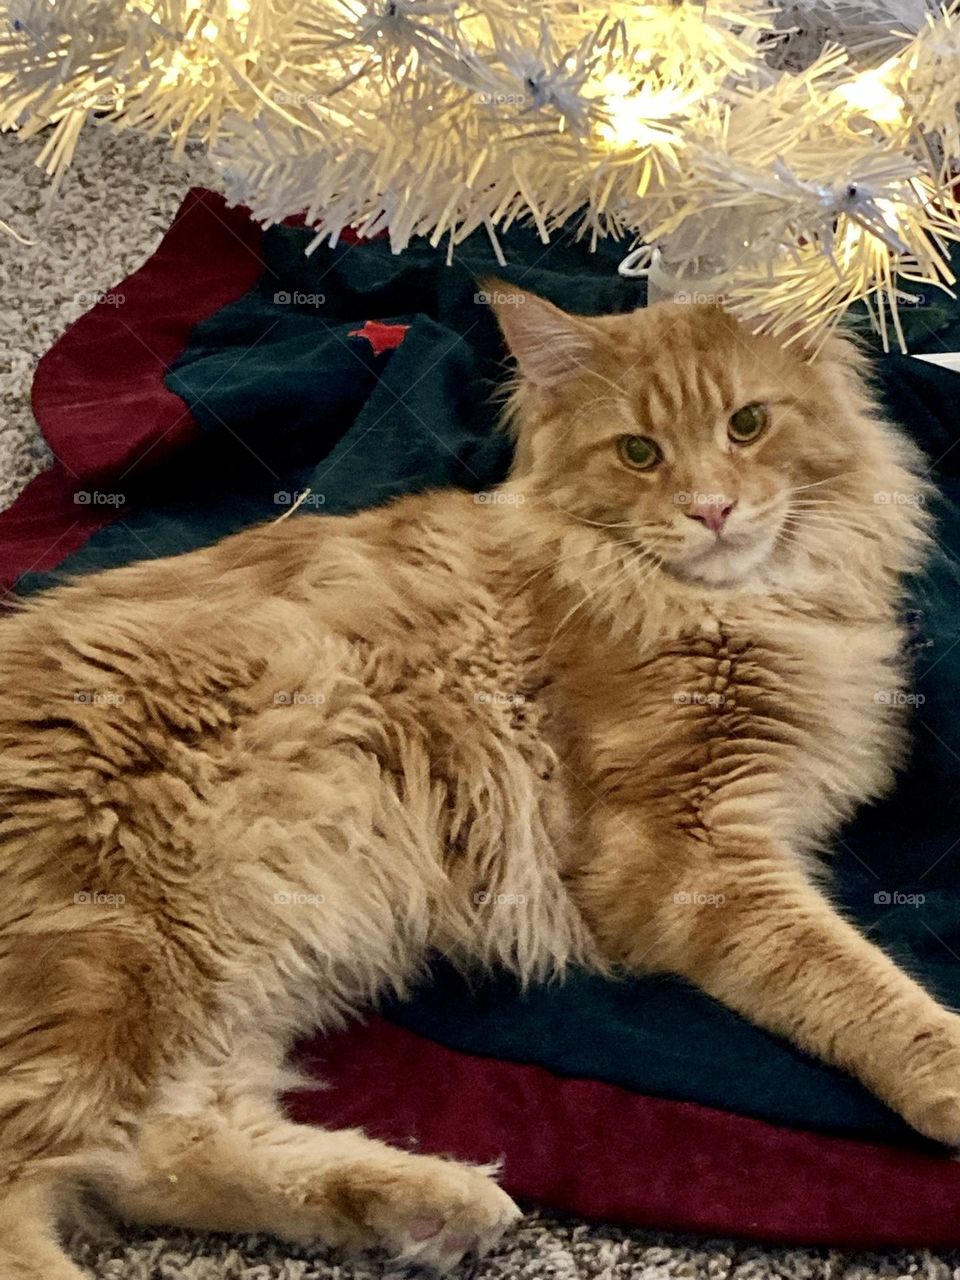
(617, 434, 662, 471)
(728, 402, 769, 443)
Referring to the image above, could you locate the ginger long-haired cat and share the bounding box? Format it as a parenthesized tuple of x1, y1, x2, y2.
(0, 292, 949, 1277)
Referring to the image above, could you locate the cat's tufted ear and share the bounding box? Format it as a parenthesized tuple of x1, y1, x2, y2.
(480, 279, 596, 387)
(742, 311, 823, 362)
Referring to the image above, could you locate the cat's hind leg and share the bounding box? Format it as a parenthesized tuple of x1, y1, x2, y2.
(102, 1089, 520, 1271)
(0, 927, 160, 1279)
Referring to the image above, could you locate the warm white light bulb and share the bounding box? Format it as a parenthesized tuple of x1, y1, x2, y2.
(834, 64, 905, 126)
(596, 72, 690, 148)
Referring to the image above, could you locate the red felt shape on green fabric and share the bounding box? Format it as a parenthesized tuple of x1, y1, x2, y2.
(348, 319, 410, 355)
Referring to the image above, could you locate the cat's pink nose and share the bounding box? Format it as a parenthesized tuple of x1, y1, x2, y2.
(686, 499, 736, 535)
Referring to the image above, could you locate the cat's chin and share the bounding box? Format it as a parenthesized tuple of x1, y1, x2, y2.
(662, 532, 778, 589)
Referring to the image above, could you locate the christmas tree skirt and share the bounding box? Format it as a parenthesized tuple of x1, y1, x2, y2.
(7, 188, 960, 1246)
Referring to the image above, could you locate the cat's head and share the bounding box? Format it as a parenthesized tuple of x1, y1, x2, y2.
(485, 284, 929, 594)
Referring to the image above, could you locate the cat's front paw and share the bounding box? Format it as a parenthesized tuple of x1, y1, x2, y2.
(354, 1154, 521, 1271)
(904, 1090, 960, 1147)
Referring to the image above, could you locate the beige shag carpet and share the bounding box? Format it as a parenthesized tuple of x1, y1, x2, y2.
(2, 126, 959, 1280)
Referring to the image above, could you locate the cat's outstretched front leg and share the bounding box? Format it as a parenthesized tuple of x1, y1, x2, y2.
(578, 829, 960, 1147)
(103, 1097, 520, 1272)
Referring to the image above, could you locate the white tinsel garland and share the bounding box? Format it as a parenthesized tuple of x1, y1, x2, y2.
(1, 0, 960, 347)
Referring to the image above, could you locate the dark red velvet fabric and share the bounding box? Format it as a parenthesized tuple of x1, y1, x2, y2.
(7, 188, 960, 1245)
(292, 1015, 960, 1248)
(0, 461, 120, 596)
(0, 189, 263, 592)
(33, 187, 263, 480)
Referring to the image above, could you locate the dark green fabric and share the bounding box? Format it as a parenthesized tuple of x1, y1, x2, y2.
(21, 223, 960, 1147)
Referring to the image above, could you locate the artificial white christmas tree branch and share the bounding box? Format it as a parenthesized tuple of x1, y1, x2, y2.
(2, 0, 960, 348)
